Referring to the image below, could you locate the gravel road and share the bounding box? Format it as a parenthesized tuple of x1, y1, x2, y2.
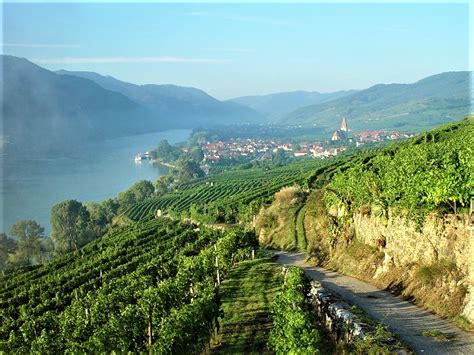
(273, 250, 474, 355)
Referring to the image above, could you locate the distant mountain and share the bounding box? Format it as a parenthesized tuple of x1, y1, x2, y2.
(229, 90, 357, 122)
(0, 55, 264, 155)
(1, 55, 157, 155)
(283, 72, 472, 133)
(56, 70, 264, 128)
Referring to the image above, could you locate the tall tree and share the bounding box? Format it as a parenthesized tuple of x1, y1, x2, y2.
(0, 233, 17, 271)
(9, 220, 45, 265)
(51, 200, 91, 254)
(118, 180, 155, 212)
(175, 158, 205, 182)
(154, 175, 173, 196)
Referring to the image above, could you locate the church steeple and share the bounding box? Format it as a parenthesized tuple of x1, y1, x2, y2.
(341, 116, 348, 132)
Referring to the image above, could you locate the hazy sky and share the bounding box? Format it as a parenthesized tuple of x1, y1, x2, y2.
(2, 2, 470, 99)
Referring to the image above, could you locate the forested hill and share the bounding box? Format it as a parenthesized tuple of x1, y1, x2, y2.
(283, 71, 472, 133)
(228, 89, 357, 122)
(0, 55, 263, 156)
(1, 55, 154, 155)
(57, 69, 265, 128)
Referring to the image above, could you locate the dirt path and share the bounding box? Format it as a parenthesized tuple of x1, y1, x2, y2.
(273, 250, 474, 355)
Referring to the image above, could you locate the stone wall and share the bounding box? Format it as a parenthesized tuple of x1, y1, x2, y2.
(309, 281, 367, 342)
(351, 210, 473, 322)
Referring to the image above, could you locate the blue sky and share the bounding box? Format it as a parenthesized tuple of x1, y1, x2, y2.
(2, 2, 470, 99)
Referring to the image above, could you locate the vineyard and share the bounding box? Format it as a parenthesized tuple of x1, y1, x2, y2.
(124, 160, 327, 222)
(325, 118, 474, 219)
(0, 218, 257, 353)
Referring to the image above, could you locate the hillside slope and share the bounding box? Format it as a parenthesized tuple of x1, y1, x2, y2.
(57, 69, 265, 127)
(1, 55, 156, 155)
(229, 90, 356, 122)
(0, 218, 258, 352)
(257, 118, 474, 324)
(283, 72, 472, 132)
(1, 55, 264, 155)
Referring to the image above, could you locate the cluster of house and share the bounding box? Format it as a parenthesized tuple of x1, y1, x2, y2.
(330, 116, 415, 146)
(200, 137, 348, 162)
(198, 117, 413, 163)
(352, 130, 415, 146)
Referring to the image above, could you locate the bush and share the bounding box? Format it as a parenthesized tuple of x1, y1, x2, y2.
(268, 266, 321, 353)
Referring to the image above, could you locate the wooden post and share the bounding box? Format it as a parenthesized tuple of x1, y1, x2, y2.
(148, 306, 153, 348)
(214, 244, 220, 285)
(251, 249, 255, 260)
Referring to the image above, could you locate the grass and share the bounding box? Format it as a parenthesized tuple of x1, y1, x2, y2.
(295, 204, 307, 251)
(421, 330, 456, 341)
(211, 256, 283, 354)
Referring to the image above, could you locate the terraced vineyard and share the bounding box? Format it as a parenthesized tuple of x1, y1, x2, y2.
(125, 160, 327, 222)
(0, 218, 257, 353)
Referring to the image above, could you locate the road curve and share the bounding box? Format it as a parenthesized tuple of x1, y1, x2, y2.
(273, 250, 474, 355)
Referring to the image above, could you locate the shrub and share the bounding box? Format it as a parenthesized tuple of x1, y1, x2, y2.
(268, 266, 321, 353)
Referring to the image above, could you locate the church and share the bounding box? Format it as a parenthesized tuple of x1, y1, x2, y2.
(331, 116, 348, 141)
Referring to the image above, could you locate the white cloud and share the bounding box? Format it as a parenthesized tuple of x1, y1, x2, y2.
(2, 43, 80, 48)
(31, 56, 230, 64)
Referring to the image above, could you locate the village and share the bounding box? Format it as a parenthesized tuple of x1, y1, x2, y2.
(198, 117, 416, 163)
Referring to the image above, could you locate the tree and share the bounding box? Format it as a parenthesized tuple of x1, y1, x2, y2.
(9, 220, 48, 266)
(129, 180, 155, 201)
(154, 175, 173, 196)
(0, 233, 17, 271)
(189, 146, 204, 162)
(156, 140, 181, 162)
(175, 158, 205, 182)
(85, 198, 120, 232)
(51, 200, 92, 254)
(118, 180, 155, 212)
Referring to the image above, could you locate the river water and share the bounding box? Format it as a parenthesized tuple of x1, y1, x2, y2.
(1, 129, 191, 234)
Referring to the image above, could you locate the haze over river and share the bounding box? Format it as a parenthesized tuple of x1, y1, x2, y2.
(1, 129, 191, 234)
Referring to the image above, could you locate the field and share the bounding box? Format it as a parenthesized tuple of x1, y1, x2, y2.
(211, 256, 283, 354)
(124, 160, 326, 222)
(0, 218, 257, 353)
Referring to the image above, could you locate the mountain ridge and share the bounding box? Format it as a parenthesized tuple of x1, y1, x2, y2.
(282, 71, 472, 132)
(0, 55, 264, 155)
(228, 89, 357, 122)
(56, 69, 265, 128)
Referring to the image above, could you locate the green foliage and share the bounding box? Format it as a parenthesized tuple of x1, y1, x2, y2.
(325, 119, 474, 219)
(0, 233, 18, 271)
(174, 157, 205, 182)
(51, 200, 92, 254)
(155, 139, 182, 162)
(8, 220, 52, 267)
(268, 266, 321, 354)
(0, 218, 257, 353)
(117, 180, 155, 212)
(125, 160, 323, 223)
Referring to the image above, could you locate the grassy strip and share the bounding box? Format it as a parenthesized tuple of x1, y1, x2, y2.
(211, 256, 283, 354)
(295, 204, 307, 251)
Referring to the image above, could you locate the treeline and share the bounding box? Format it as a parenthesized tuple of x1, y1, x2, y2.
(1, 150, 212, 273)
(0, 180, 156, 273)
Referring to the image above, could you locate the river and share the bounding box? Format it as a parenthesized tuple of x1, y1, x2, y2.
(1, 129, 191, 234)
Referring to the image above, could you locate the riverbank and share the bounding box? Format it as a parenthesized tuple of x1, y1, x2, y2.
(1, 129, 191, 234)
(148, 159, 177, 169)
